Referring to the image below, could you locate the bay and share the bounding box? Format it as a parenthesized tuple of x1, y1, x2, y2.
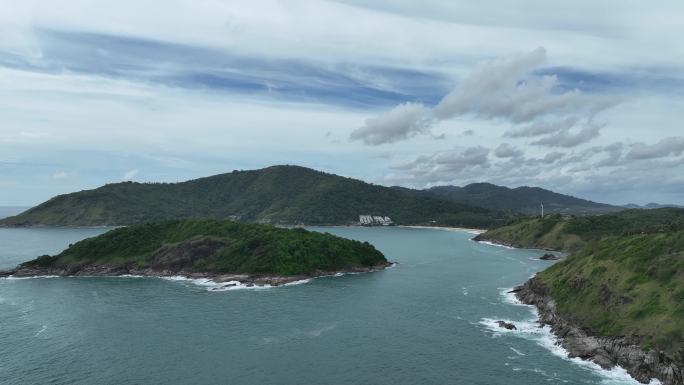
(0, 226, 645, 384)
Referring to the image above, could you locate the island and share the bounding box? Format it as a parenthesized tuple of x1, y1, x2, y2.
(2, 219, 392, 286)
(477, 208, 684, 385)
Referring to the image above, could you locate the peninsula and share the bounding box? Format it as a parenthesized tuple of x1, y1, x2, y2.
(477, 208, 684, 385)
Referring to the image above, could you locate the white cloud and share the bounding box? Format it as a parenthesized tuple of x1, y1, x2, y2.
(351, 48, 618, 147)
(494, 143, 523, 158)
(52, 171, 68, 179)
(349, 102, 432, 145)
(627, 137, 684, 160)
(122, 169, 139, 181)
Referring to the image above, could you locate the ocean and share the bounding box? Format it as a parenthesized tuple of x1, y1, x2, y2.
(0, 226, 651, 384)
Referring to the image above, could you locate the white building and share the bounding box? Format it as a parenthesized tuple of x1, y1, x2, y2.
(359, 215, 393, 226)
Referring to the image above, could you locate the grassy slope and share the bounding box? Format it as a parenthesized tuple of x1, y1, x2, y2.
(537, 232, 684, 358)
(22, 219, 387, 276)
(1, 165, 500, 228)
(479, 208, 684, 360)
(477, 208, 684, 252)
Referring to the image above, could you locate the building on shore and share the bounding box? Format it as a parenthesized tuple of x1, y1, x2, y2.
(359, 215, 393, 226)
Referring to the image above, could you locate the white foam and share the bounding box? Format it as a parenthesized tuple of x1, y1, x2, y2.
(510, 346, 526, 356)
(481, 288, 662, 385)
(159, 275, 313, 292)
(34, 325, 47, 337)
(475, 240, 517, 249)
(3, 275, 60, 280)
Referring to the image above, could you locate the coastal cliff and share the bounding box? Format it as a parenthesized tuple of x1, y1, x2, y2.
(515, 277, 682, 385)
(476, 208, 684, 384)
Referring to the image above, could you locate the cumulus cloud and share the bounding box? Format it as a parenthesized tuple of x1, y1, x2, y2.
(391, 146, 490, 184)
(494, 143, 523, 158)
(349, 102, 432, 145)
(530, 122, 603, 147)
(122, 169, 139, 181)
(627, 136, 684, 160)
(351, 47, 617, 147)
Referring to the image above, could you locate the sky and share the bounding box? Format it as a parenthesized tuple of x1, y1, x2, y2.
(1, 0, 683, 206)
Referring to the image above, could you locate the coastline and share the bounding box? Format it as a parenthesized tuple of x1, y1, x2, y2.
(474, 234, 679, 385)
(1, 262, 395, 290)
(398, 225, 485, 234)
(471, 233, 563, 251)
(512, 277, 680, 385)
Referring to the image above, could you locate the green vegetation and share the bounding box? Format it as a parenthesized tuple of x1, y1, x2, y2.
(1, 165, 502, 228)
(537, 232, 684, 357)
(476, 208, 684, 252)
(396, 182, 621, 216)
(20, 219, 388, 276)
(479, 207, 684, 359)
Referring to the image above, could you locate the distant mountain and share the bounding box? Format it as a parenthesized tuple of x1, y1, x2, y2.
(623, 203, 684, 209)
(396, 182, 621, 215)
(0, 165, 501, 228)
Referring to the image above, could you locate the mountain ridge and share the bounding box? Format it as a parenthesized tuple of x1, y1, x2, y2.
(395, 182, 621, 215)
(0, 165, 500, 228)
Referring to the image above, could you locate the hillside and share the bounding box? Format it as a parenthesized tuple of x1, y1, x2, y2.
(479, 208, 684, 384)
(474, 208, 684, 252)
(534, 231, 684, 355)
(7, 219, 389, 283)
(397, 182, 621, 215)
(0, 165, 500, 228)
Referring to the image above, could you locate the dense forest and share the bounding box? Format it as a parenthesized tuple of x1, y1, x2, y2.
(0, 165, 502, 228)
(17, 219, 388, 276)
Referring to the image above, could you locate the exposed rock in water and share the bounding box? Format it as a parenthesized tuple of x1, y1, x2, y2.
(496, 320, 517, 330)
(539, 253, 560, 260)
(0, 269, 16, 278)
(515, 277, 683, 385)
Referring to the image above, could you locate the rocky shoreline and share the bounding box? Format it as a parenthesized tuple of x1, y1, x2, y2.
(0, 261, 394, 287)
(512, 276, 683, 385)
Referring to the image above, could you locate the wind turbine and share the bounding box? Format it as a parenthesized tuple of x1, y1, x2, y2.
(540, 202, 544, 218)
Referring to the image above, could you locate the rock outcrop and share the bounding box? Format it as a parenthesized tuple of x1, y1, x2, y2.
(496, 320, 517, 330)
(515, 276, 683, 385)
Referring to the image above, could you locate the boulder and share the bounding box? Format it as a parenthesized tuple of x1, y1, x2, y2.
(496, 321, 517, 330)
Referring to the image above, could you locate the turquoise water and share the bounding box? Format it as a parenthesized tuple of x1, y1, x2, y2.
(0, 227, 644, 385)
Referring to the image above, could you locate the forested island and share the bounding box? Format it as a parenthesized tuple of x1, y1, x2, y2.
(477, 208, 684, 385)
(2, 219, 391, 286)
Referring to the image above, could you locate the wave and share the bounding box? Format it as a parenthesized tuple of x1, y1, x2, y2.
(479, 288, 662, 385)
(3, 263, 394, 292)
(474, 240, 517, 249)
(3, 275, 60, 280)
(34, 325, 47, 337)
(160, 275, 313, 292)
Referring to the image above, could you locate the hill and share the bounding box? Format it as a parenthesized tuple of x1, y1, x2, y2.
(0, 165, 500, 228)
(474, 207, 684, 252)
(5, 219, 390, 285)
(478, 208, 684, 384)
(396, 182, 621, 215)
(624, 203, 684, 209)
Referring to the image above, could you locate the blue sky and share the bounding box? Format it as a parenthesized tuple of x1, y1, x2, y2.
(1, 0, 683, 206)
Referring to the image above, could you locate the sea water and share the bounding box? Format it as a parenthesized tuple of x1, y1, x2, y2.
(0, 226, 652, 384)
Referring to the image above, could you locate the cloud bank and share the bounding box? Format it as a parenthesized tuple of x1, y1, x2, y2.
(351, 47, 617, 147)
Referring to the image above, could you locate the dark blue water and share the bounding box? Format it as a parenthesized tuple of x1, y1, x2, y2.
(0, 226, 645, 384)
